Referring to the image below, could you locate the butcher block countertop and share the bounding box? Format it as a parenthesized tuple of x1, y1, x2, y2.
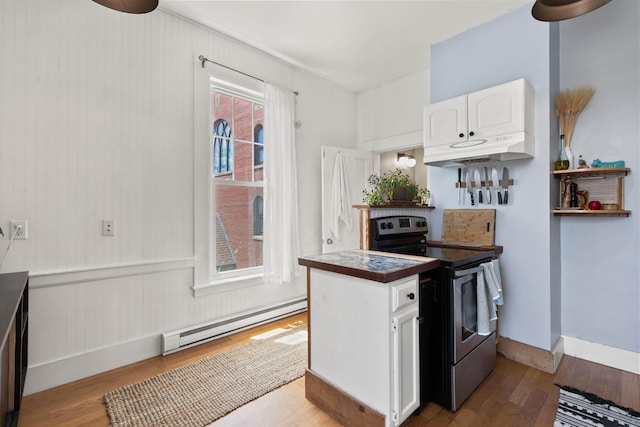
(426, 240, 504, 255)
(298, 250, 439, 283)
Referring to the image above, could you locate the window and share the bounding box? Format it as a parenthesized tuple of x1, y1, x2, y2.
(254, 123, 264, 167)
(211, 85, 264, 275)
(253, 196, 264, 237)
(213, 119, 232, 175)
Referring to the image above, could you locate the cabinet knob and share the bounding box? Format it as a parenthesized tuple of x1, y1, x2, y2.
(469, 131, 475, 136)
(458, 133, 464, 138)
(407, 292, 415, 300)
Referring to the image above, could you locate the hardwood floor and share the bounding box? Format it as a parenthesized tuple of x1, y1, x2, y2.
(18, 312, 639, 426)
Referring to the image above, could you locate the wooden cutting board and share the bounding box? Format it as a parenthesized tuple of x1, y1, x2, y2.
(441, 209, 496, 246)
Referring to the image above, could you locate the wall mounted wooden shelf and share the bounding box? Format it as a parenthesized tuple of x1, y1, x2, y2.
(353, 204, 435, 209)
(552, 168, 630, 217)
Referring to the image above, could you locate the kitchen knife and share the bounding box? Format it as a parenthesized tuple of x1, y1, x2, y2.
(457, 167, 463, 206)
(502, 167, 510, 205)
(474, 168, 483, 204)
(483, 167, 491, 204)
(466, 169, 474, 206)
(492, 166, 502, 205)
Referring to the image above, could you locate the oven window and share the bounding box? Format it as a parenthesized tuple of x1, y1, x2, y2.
(460, 276, 478, 341)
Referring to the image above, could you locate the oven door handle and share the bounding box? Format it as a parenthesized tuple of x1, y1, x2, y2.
(453, 265, 485, 278)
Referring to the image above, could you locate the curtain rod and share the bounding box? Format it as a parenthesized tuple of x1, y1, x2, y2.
(199, 55, 299, 96)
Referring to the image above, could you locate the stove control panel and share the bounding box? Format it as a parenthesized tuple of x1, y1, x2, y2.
(371, 216, 428, 237)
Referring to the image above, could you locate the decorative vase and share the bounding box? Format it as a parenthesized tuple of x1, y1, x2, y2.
(564, 144, 574, 170)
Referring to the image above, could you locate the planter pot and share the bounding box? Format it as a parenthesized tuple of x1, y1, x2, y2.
(391, 186, 415, 202)
(382, 185, 416, 205)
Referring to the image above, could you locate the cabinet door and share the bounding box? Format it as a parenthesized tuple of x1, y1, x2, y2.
(392, 306, 420, 425)
(423, 95, 467, 147)
(467, 79, 526, 139)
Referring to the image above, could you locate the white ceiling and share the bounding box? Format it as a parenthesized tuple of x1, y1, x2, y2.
(159, 1, 532, 93)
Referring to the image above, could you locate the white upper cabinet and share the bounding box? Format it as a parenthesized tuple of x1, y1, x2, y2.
(423, 79, 534, 167)
(424, 94, 467, 146)
(468, 79, 530, 139)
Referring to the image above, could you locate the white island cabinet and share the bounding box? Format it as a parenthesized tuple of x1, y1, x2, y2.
(299, 250, 439, 427)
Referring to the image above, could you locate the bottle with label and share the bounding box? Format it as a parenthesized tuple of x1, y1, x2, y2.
(554, 135, 569, 170)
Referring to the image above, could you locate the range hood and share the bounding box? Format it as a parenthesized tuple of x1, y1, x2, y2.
(423, 78, 535, 168)
(423, 131, 534, 167)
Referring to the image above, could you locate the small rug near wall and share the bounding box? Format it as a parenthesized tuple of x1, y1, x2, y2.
(104, 325, 308, 427)
(555, 385, 640, 427)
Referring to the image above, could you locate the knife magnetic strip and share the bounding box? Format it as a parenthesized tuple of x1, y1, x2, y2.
(455, 179, 513, 188)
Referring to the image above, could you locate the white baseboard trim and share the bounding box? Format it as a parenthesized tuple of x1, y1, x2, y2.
(552, 337, 564, 373)
(561, 335, 640, 375)
(24, 335, 161, 395)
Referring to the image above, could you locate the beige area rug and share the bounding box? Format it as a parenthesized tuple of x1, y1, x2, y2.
(104, 325, 308, 427)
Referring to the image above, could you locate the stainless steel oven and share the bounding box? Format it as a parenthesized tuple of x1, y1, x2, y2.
(453, 264, 497, 364)
(419, 251, 496, 412)
(369, 216, 497, 412)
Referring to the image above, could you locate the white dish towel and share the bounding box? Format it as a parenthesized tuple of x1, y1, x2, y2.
(477, 259, 504, 336)
(329, 152, 352, 239)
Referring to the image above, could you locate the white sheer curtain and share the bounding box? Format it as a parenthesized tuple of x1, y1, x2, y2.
(263, 83, 300, 284)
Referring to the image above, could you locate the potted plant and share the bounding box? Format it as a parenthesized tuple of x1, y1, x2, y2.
(362, 169, 429, 206)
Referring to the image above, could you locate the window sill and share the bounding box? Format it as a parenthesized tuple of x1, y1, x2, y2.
(192, 272, 264, 297)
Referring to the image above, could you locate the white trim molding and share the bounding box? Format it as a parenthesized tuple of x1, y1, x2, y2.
(561, 335, 640, 375)
(192, 273, 264, 297)
(29, 257, 195, 289)
(360, 130, 423, 153)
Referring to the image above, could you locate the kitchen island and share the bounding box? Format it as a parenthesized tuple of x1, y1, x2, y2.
(298, 250, 439, 427)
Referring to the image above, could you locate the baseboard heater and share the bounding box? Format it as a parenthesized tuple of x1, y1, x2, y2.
(161, 298, 307, 355)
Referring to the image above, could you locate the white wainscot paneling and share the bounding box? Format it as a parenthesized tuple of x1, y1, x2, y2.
(357, 69, 430, 151)
(26, 265, 194, 393)
(25, 259, 306, 394)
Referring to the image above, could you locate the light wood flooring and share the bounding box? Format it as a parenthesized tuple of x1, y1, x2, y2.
(18, 312, 640, 426)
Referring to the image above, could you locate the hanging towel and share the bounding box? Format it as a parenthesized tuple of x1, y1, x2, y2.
(483, 259, 503, 306)
(476, 271, 493, 336)
(477, 259, 503, 336)
(329, 152, 352, 239)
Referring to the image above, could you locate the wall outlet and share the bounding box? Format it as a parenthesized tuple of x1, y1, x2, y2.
(102, 220, 115, 236)
(10, 220, 28, 240)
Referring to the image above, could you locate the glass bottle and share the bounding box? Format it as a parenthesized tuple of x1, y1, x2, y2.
(570, 182, 578, 207)
(554, 135, 569, 170)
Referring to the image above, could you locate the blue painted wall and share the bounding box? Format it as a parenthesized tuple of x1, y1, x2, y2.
(429, 1, 639, 355)
(558, 1, 639, 353)
(430, 3, 559, 351)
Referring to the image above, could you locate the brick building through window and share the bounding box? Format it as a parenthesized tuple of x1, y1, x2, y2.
(212, 89, 264, 272)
